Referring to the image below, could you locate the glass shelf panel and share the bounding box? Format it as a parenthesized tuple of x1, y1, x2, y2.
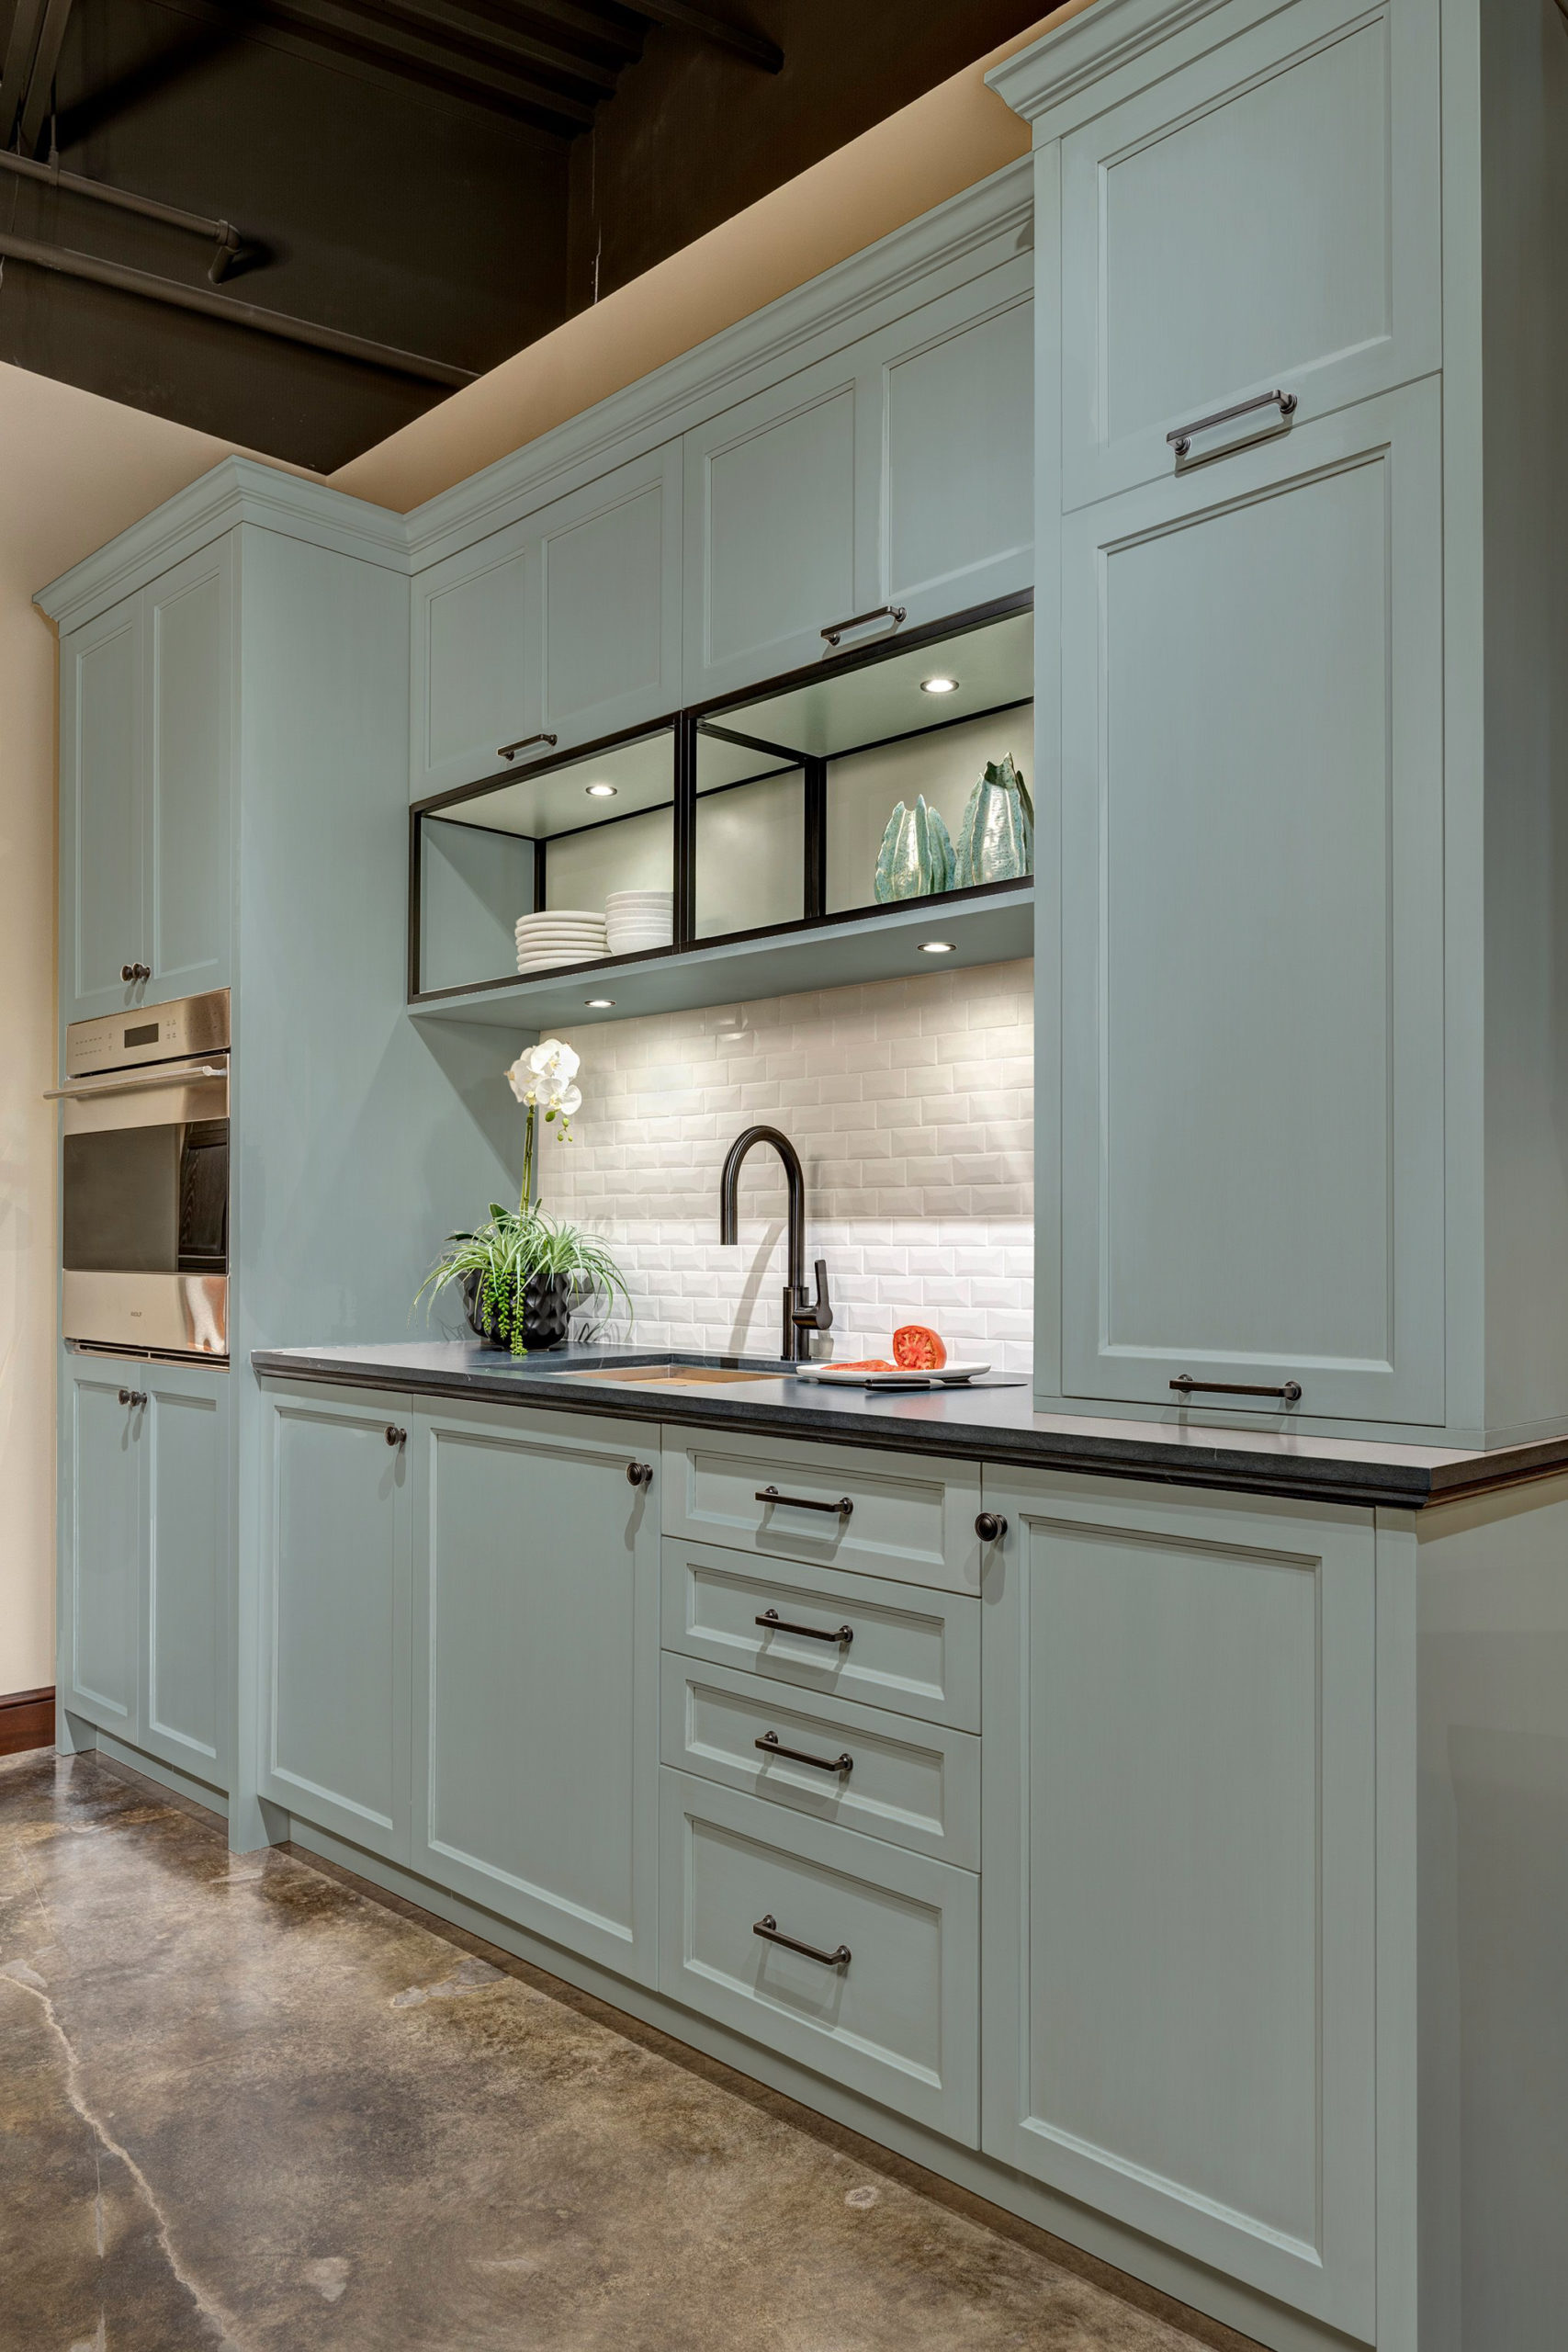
(826, 706, 1035, 915)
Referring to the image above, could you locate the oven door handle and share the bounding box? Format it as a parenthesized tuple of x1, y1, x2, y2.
(45, 1062, 228, 1101)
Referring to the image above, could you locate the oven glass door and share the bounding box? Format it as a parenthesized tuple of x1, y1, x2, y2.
(62, 1120, 229, 1273)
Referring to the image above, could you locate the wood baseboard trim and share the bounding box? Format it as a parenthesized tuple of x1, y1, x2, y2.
(0, 1686, 55, 1757)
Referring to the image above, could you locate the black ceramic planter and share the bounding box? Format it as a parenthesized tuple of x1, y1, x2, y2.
(462, 1269, 572, 1352)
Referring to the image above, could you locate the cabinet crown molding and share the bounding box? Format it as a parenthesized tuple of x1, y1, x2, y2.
(35, 456, 409, 636)
(987, 0, 1234, 121)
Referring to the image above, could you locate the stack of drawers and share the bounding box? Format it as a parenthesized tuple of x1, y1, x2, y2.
(657, 1424, 985, 2143)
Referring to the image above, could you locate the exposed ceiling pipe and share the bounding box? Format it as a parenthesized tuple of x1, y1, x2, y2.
(0, 225, 475, 387)
(0, 148, 243, 281)
(16, 0, 72, 153)
(0, 0, 49, 146)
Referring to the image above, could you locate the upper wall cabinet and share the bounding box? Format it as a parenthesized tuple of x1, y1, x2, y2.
(411, 442, 683, 800)
(682, 259, 1032, 705)
(1055, 0, 1439, 509)
(61, 538, 233, 1026)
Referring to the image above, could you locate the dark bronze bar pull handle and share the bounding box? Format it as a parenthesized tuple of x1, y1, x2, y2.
(1168, 388, 1297, 461)
(819, 603, 906, 648)
(626, 1460, 654, 1488)
(497, 731, 558, 761)
(755, 1485, 853, 1517)
(753, 1913, 852, 1968)
(755, 1729, 854, 1775)
(756, 1607, 854, 1646)
(1169, 1376, 1303, 1405)
(385, 1424, 408, 1447)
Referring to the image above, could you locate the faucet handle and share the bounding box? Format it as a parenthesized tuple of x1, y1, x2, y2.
(793, 1259, 834, 1335)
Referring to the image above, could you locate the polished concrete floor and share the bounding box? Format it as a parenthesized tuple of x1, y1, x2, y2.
(1, 1748, 1248, 2352)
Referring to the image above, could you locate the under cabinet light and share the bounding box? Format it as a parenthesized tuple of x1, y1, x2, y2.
(920, 675, 959, 695)
(586, 782, 618, 797)
(586, 998, 615, 1007)
(920, 940, 956, 955)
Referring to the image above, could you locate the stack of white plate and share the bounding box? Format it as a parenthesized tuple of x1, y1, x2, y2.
(514, 910, 608, 973)
(605, 889, 674, 956)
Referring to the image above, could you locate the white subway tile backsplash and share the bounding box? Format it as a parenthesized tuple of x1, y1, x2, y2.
(539, 959, 1033, 1372)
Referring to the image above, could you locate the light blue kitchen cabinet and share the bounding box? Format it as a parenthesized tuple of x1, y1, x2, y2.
(410, 1401, 660, 1984)
(60, 1362, 144, 1740)
(682, 260, 1033, 706)
(143, 539, 233, 1002)
(410, 442, 682, 799)
(140, 1360, 229, 1783)
(259, 1385, 412, 1860)
(1056, 380, 1445, 1424)
(1042, 0, 1440, 510)
(979, 1466, 1377, 2339)
(59, 537, 232, 1027)
(60, 593, 145, 1024)
(58, 1352, 229, 1788)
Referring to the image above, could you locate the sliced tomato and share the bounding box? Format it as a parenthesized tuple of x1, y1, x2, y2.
(832, 1358, 897, 1371)
(892, 1324, 947, 1370)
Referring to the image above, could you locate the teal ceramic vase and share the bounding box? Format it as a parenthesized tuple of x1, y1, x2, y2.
(874, 795, 955, 902)
(953, 755, 1034, 888)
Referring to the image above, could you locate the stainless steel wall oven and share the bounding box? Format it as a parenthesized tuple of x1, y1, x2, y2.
(54, 989, 230, 1357)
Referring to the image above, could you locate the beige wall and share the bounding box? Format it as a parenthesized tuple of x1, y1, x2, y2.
(333, 1, 1087, 514)
(0, 360, 250, 1696)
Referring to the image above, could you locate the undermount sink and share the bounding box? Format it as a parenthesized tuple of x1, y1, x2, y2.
(544, 1362, 787, 1386)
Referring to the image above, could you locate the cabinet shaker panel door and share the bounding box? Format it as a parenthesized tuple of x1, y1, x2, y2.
(63, 1371, 143, 1738)
(981, 1470, 1376, 2336)
(540, 445, 682, 749)
(264, 1390, 411, 1859)
(64, 596, 144, 1021)
(412, 521, 538, 797)
(1060, 383, 1443, 1424)
(142, 1370, 227, 1782)
(146, 542, 231, 999)
(1058, 0, 1439, 504)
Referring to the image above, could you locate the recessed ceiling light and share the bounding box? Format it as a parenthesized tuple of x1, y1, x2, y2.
(586, 781, 618, 797)
(920, 940, 956, 955)
(920, 675, 959, 695)
(586, 997, 615, 1007)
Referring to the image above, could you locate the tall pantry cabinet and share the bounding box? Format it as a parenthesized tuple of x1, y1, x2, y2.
(996, 0, 1568, 1451)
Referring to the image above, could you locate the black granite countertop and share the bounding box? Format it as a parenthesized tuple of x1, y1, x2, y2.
(249, 1340, 1568, 1510)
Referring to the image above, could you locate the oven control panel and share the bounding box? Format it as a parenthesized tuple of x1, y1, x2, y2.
(65, 988, 231, 1080)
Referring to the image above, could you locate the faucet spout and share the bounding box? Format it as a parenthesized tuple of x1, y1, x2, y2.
(719, 1125, 829, 1363)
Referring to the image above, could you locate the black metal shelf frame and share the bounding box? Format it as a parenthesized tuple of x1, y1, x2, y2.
(408, 588, 1033, 1005)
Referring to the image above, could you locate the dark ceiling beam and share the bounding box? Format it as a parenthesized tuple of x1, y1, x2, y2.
(17, 0, 73, 150)
(359, 0, 620, 93)
(0, 222, 476, 383)
(619, 0, 781, 72)
(256, 0, 598, 126)
(0, 0, 49, 144)
(505, 0, 646, 64)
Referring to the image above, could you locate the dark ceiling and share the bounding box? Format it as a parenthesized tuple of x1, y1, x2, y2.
(0, 0, 1043, 471)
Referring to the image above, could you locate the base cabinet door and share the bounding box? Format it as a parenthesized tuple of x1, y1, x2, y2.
(61, 1364, 144, 1740)
(261, 1385, 412, 1859)
(1058, 380, 1444, 1424)
(141, 1363, 229, 1787)
(411, 1403, 660, 1983)
(979, 1468, 1376, 2337)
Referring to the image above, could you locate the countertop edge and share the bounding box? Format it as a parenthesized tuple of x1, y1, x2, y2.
(244, 1348, 1508, 1510)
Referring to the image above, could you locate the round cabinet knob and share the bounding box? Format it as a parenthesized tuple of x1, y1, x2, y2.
(121, 964, 136, 982)
(626, 1461, 654, 1488)
(119, 1388, 147, 1409)
(385, 1425, 407, 1449)
(975, 1511, 1008, 1544)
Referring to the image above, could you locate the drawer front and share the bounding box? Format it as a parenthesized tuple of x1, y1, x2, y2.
(660, 1770, 978, 2143)
(661, 1538, 979, 1731)
(1057, 0, 1439, 508)
(660, 1652, 979, 1867)
(661, 1424, 982, 1594)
